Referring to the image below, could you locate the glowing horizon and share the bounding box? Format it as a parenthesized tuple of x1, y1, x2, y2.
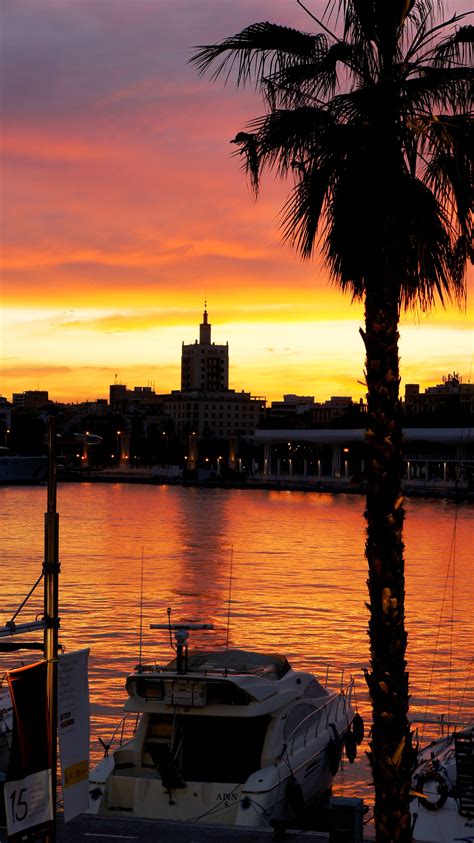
(1, 1, 472, 406)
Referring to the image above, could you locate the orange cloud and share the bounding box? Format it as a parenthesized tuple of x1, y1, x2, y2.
(1, 0, 472, 405)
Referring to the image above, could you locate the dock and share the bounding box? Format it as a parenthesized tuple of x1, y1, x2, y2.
(56, 815, 348, 841)
(0, 814, 377, 842)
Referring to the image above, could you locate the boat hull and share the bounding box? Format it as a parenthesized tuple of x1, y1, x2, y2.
(89, 706, 352, 827)
(412, 797, 474, 842)
(411, 727, 474, 843)
(90, 753, 334, 827)
(88, 648, 357, 829)
(0, 456, 48, 485)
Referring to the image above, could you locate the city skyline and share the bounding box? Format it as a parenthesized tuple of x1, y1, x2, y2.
(1, 0, 472, 404)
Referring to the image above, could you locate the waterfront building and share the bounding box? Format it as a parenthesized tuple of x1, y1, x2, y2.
(252, 427, 474, 494)
(161, 389, 264, 439)
(109, 383, 161, 411)
(266, 394, 366, 427)
(405, 373, 474, 417)
(167, 307, 264, 442)
(312, 396, 365, 424)
(106, 308, 265, 467)
(181, 304, 229, 391)
(269, 395, 315, 418)
(12, 390, 49, 408)
(0, 397, 12, 445)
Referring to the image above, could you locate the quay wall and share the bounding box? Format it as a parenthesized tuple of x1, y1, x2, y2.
(58, 468, 473, 500)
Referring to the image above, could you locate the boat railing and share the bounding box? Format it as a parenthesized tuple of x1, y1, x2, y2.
(286, 678, 354, 755)
(136, 662, 285, 679)
(411, 713, 474, 741)
(98, 712, 139, 758)
(322, 664, 352, 689)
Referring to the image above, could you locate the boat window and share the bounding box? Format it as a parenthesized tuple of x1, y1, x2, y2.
(180, 715, 269, 783)
(284, 704, 316, 740)
(205, 681, 251, 705)
(302, 679, 328, 699)
(145, 715, 174, 740)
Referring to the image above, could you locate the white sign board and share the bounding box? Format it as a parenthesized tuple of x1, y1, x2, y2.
(4, 769, 53, 837)
(58, 648, 90, 822)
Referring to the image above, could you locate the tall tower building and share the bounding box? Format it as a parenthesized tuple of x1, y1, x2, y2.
(181, 305, 229, 391)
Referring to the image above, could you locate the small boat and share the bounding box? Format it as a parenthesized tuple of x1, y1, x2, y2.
(89, 619, 362, 828)
(0, 450, 48, 485)
(410, 506, 474, 842)
(411, 725, 474, 842)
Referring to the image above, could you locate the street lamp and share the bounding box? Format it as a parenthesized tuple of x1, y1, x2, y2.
(116, 430, 121, 466)
(343, 447, 349, 478)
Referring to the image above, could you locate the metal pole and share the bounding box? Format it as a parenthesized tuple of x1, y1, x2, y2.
(44, 417, 60, 841)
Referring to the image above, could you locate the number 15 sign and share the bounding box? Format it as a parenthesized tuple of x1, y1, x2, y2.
(4, 769, 53, 837)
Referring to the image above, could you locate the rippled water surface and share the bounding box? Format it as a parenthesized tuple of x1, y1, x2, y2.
(1, 484, 472, 805)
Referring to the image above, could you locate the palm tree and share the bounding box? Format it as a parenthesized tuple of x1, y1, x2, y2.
(192, 2, 472, 839)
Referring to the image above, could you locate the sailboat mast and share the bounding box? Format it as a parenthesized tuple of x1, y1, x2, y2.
(44, 416, 60, 839)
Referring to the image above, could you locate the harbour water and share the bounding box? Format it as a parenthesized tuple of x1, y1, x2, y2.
(1, 484, 473, 810)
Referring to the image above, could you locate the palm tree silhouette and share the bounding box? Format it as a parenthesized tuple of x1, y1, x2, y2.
(192, 2, 472, 839)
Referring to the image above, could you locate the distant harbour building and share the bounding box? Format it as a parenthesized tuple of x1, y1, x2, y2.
(267, 393, 366, 426)
(270, 395, 315, 417)
(167, 305, 264, 439)
(109, 383, 159, 410)
(12, 390, 49, 408)
(108, 306, 265, 445)
(404, 373, 474, 416)
(162, 389, 264, 440)
(181, 304, 229, 391)
(0, 396, 12, 442)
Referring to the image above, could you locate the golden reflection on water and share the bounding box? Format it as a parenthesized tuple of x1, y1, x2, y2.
(0, 484, 472, 803)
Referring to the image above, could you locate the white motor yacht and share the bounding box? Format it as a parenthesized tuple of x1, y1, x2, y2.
(89, 619, 362, 828)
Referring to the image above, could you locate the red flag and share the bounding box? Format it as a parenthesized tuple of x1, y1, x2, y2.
(4, 661, 53, 841)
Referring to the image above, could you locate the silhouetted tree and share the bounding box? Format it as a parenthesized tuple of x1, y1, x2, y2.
(192, 3, 472, 839)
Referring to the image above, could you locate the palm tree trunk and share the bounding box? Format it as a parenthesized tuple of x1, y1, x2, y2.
(361, 291, 415, 842)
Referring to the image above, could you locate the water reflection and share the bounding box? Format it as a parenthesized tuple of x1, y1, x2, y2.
(170, 487, 233, 635)
(0, 484, 472, 804)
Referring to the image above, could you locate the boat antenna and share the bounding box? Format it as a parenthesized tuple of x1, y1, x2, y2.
(225, 547, 234, 650)
(138, 548, 145, 670)
(167, 607, 176, 651)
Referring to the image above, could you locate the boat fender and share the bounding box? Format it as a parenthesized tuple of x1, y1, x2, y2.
(352, 712, 364, 745)
(286, 775, 305, 816)
(327, 724, 341, 776)
(416, 771, 449, 812)
(344, 728, 357, 764)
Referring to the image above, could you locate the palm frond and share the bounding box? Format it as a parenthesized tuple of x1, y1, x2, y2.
(191, 23, 321, 89)
(268, 39, 368, 105)
(280, 166, 331, 258)
(232, 106, 338, 189)
(191, 0, 472, 315)
(422, 17, 473, 66)
(403, 66, 473, 112)
(230, 131, 260, 193)
(399, 178, 466, 310)
(420, 114, 473, 236)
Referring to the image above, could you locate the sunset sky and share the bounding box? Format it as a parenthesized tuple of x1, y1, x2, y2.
(1, 0, 472, 404)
